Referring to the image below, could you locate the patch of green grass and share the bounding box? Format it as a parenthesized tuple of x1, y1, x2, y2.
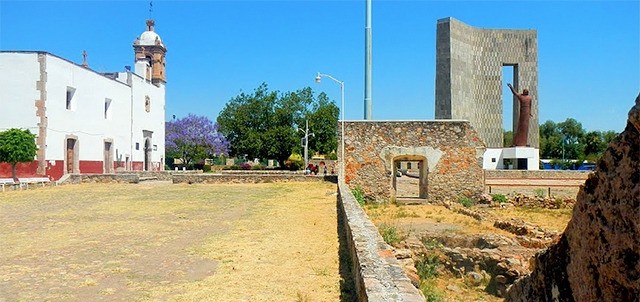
(491, 193, 508, 203)
(458, 196, 474, 208)
(378, 223, 403, 246)
(352, 186, 365, 206)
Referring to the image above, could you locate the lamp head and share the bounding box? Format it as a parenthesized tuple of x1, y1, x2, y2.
(315, 72, 321, 83)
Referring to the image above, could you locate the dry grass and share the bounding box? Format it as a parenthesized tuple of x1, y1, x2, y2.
(0, 182, 341, 302)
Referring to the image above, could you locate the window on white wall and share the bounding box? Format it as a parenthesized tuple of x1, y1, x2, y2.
(66, 87, 76, 110)
(104, 98, 112, 120)
(145, 95, 151, 112)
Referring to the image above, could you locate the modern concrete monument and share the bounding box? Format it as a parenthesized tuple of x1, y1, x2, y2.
(435, 17, 539, 148)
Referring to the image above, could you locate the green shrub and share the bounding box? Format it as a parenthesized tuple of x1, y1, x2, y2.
(202, 165, 212, 173)
(326, 152, 338, 160)
(286, 154, 304, 171)
(352, 185, 365, 206)
(458, 196, 474, 208)
(533, 188, 546, 198)
(415, 254, 440, 280)
(491, 193, 508, 203)
(378, 223, 402, 246)
(250, 164, 265, 170)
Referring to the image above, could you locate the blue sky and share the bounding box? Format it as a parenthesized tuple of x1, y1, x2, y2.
(1, 0, 638, 132)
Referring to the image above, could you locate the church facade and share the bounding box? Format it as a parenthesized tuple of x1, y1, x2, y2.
(0, 20, 167, 180)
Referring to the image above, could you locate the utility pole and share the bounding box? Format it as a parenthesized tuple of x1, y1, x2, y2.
(364, 0, 372, 120)
(299, 120, 314, 173)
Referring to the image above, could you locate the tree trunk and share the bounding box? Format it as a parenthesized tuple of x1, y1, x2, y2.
(11, 163, 18, 183)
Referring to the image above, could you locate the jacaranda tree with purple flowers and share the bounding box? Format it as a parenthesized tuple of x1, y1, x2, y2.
(166, 114, 229, 168)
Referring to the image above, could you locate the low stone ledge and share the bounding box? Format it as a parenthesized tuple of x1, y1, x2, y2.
(173, 173, 337, 184)
(338, 182, 425, 301)
(66, 174, 139, 184)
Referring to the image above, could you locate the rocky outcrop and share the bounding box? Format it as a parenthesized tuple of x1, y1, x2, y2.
(506, 95, 640, 302)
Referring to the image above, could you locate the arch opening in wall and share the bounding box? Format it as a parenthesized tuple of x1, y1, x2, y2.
(392, 155, 428, 202)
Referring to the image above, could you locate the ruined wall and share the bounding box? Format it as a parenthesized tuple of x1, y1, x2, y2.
(342, 121, 485, 202)
(505, 95, 640, 301)
(435, 17, 539, 148)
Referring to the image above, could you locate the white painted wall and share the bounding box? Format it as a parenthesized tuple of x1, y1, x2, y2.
(0, 52, 40, 132)
(0, 52, 165, 171)
(45, 54, 132, 162)
(483, 148, 504, 169)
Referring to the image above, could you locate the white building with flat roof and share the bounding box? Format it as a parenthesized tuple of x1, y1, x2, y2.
(0, 20, 167, 180)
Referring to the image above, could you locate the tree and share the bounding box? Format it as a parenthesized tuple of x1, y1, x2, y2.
(166, 114, 229, 168)
(217, 83, 338, 167)
(503, 130, 513, 147)
(0, 128, 37, 181)
(306, 93, 339, 155)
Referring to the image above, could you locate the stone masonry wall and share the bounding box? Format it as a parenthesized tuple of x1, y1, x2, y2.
(173, 173, 336, 184)
(505, 94, 640, 301)
(485, 170, 591, 180)
(342, 120, 485, 203)
(338, 182, 425, 301)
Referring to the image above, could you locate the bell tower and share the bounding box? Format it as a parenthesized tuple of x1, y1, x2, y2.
(133, 19, 167, 85)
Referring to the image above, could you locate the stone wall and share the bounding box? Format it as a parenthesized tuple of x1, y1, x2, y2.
(485, 170, 591, 179)
(338, 182, 425, 301)
(67, 173, 140, 184)
(505, 95, 640, 301)
(342, 120, 485, 203)
(173, 173, 336, 184)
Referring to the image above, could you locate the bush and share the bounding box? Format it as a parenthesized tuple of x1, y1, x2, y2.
(203, 165, 212, 172)
(491, 193, 508, 203)
(286, 153, 304, 171)
(352, 185, 365, 206)
(326, 152, 338, 160)
(533, 188, 546, 198)
(240, 163, 251, 170)
(458, 196, 474, 208)
(378, 223, 403, 246)
(250, 164, 265, 170)
(415, 254, 440, 280)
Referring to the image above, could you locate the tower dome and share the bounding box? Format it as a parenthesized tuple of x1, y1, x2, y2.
(135, 20, 164, 47)
(133, 19, 167, 84)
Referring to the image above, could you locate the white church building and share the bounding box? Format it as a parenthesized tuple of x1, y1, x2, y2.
(0, 20, 167, 180)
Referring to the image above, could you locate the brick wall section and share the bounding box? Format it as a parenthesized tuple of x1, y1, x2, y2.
(338, 182, 425, 301)
(343, 120, 485, 202)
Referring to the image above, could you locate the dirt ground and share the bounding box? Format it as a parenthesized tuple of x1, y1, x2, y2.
(0, 182, 343, 302)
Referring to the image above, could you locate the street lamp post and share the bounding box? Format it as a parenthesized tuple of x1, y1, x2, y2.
(315, 72, 344, 182)
(298, 119, 314, 173)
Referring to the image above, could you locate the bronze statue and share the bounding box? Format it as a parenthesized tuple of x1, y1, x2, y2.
(508, 83, 532, 146)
